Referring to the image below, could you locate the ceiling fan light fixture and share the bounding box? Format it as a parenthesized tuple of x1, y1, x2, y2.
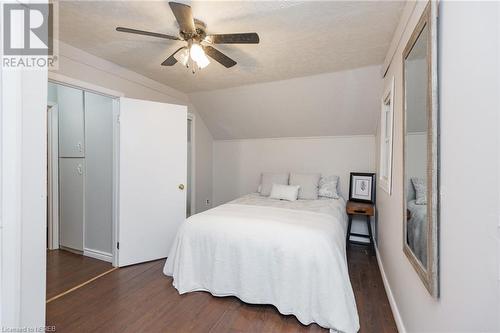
(189, 42, 204, 61)
(190, 42, 210, 69)
(117, 2, 260, 72)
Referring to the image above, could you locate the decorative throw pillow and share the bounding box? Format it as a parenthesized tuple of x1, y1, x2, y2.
(318, 175, 340, 199)
(289, 173, 321, 200)
(260, 173, 289, 196)
(269, 184, 300, 201)
(411, 177, 427, 205)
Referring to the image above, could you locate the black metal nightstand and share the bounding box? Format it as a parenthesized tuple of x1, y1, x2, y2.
(346, 200, 375, 254)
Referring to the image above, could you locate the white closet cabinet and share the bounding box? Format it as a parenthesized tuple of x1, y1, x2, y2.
(59, 158, 85, 251)
(57, 83, 85, 252)
(52, 84, 188, 264)
(58, 85, 85, 157)
(84, 91, 113, 255)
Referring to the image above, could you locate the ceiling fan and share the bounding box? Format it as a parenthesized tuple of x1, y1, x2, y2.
(116, 2, 260, 73)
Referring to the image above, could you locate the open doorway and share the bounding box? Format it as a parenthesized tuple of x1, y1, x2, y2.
(46, 81, 117, 302)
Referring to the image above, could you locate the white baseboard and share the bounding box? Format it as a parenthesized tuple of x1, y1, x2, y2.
(83, 248, 113, 263)
(375, 245, 407, 333)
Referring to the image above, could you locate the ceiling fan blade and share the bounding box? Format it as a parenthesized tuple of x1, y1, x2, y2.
(203, 46, 237, 68)
(116, 27, 180, 41)
(169, 2, 196, 34)
(161, 47, 186, 66)
(207, 33, 260, 44)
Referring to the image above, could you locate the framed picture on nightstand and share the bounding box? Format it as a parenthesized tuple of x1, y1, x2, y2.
(349, 172, 376, 204)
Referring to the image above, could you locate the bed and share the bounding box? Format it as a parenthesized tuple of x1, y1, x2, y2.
(164, 193, 360, 333)
(407, 199, 427, 265)
(406, 178, 428, 265)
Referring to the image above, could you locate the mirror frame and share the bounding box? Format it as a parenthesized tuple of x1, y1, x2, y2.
(402, 1, 439, 298)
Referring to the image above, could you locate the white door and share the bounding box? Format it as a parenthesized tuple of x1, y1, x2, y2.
(118, 97, 187, 267)
(84, 91, 114, 255)
(59, 158, 85, 251)
(57, 85, 85, 157)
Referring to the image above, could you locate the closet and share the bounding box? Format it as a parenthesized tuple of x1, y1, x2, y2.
(48, 81, 188, 267)
(49, 82, 114, 259)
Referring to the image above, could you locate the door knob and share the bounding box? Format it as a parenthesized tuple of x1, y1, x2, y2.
(178, 184, 185, 190)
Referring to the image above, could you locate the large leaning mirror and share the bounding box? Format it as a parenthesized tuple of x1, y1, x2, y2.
(403, 1, 439, 297)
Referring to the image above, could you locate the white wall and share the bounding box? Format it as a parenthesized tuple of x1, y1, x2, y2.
(406, 132, 427, 199)
(213, 135, 376, 237)
(190, 65, 382, 140)
(406, 58, 428, 132)
(51, 42, 214, 214)
(1, 1, 50, 327)
(376, 1, 500, 332)
(213, 136, 376, 205)
(1, 53, 48, 330)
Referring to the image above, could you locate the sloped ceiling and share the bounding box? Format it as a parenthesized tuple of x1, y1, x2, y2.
(58, 1, 404, 93)
(189, 65, 382, 140)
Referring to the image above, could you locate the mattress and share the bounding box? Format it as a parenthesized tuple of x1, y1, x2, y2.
(164, 193, 360, 333)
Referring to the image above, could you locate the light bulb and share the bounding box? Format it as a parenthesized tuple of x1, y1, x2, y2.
(175, 48, 189, 67)
(196, 52, 210, 69)
(190, 43, 210, 69)
(190, 43, 204, 63)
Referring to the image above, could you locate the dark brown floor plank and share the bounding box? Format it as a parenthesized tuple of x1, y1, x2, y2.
(47, 261, 161, 332)
(347, 246, 398, 333)
(46, 249, 113, 300)
(47, 246, 397, 333)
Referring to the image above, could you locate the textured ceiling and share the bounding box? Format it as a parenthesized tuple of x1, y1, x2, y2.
(58, 1, 405, 93)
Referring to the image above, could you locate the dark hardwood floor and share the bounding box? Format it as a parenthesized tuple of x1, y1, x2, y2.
(347, 246, 397, 333)
(46, 246, 397, 332)
(46, 249, 113, 300)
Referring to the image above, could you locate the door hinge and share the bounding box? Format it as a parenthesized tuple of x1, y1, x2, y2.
(116, 242, 120, 250)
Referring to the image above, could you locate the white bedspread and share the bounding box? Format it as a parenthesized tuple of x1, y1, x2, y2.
(164, 194, 360, 333)
(407, 199, 427, 265)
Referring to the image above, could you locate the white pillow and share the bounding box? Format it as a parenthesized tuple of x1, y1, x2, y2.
(411, 177, 427, 205)
(319, 175, 340, 199)
(289, 173, 321, 200)
(260, 173, 289, 196)
(269, 184, 300, 201)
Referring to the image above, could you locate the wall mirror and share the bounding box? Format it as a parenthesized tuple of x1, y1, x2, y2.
(402, 1, 439, 297)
